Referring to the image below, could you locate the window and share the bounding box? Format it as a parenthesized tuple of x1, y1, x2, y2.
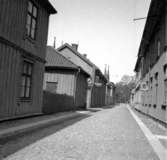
(46, 82, 58, 93)
(155, 72, 158, 106)
(20, 61, 33, 99)
(164, 64, 167, 77)
(164, 79, 167, 105)
(155, 72, 158, 83)
(150, 77, 153, 89)
(161, 105, 166, 110)
(26, 1, 38, 39)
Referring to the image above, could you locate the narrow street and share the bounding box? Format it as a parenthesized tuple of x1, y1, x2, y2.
(1, 105, 166, 160)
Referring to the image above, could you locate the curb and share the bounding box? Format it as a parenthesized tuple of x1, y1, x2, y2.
(0, 112, 83, 143)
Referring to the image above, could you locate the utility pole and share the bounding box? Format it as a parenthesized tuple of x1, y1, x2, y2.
(53, 37, 56, 49)
(133, 15, 157, 21)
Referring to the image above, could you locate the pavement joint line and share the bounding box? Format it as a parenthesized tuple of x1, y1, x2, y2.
(127, 105, 167, 160)
(155, 135, 167, 140)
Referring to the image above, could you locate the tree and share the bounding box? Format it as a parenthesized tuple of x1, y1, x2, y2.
(115, 75, 135, 103)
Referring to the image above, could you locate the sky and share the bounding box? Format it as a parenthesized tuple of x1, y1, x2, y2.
(47, 0, 151, 83)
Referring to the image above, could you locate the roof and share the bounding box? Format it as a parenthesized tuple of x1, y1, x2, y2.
(57, 43, 100, 69)
(46, 46, 90, 77)
(107, 82, 115, 88)
(46, 46, 78, 69)
(41, 0, 57, 14)
(56, 43, 106, 80)
(134, 0, 165, 71)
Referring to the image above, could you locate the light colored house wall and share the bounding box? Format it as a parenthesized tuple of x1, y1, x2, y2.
(134, 52, 167, 123)
(59, 48, 93, 77)
(44, 71, 75, 96)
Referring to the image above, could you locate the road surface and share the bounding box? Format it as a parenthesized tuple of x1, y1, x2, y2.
(1, 104, 164, 160)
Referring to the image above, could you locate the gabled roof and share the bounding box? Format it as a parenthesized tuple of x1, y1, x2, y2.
(57, 43, 99, 68)
(46, 46, 90, 77)
(56, 43, 106, 79)
(46, 46, 78, 69)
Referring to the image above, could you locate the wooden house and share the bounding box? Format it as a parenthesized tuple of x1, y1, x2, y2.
(0, 0, 57, 120)
(57, 43, 107, 108)
(43, 46, 89, 114)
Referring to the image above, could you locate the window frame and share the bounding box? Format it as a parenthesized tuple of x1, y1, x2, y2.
(20, 60, 33, 100)
(26, 0, 38, 40)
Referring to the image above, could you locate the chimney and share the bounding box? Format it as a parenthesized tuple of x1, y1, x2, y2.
(71, 43, 78, 51)
(83, 54, 87, 58)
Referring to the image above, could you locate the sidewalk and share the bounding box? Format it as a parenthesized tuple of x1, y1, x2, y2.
(0, 111, 90, 143)
(131, 106, 167, 149)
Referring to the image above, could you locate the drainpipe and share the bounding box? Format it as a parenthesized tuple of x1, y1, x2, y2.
(74, 67, 80, 108)
(86, 77, 93, 109)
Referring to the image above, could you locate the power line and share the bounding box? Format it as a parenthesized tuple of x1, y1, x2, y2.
(133, 17, 147, 21)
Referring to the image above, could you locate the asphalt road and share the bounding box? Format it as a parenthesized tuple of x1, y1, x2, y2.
(1, 105, 160, 160)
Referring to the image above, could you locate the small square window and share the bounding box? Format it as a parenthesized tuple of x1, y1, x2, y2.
(46, 82, 58, 94)
(161, 105, 166, 110)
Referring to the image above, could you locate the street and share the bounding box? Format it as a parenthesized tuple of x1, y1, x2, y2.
(1, 105, 166, 160)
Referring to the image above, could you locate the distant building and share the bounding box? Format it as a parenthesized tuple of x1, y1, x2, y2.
(0, 0, 57, 120)
(105, 82, 115, 106)
(43, 46, 89, 113)
(133, 0, 167, 124)
(57, 43, 107, 108)
(104, 65, 115, 106)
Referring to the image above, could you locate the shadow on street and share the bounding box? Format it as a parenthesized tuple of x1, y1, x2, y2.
(1, 114, 90, 158)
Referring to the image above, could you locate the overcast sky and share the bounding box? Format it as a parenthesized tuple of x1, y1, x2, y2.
(48, 0, 151, 83)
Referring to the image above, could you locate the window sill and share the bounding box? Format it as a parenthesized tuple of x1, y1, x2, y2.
(19, 98, 32, 102)
(24, 35, 36, 44)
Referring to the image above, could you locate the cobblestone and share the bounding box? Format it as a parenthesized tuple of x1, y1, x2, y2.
(1, 105, 159, 160)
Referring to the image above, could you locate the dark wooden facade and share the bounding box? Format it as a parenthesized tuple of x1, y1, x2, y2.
(43, 69, 88, 113)
(0, 0, 56, 120)
(91, 69, 107, 107)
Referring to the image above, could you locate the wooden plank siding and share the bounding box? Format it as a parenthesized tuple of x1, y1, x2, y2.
(43, 70, 76, 114)
(0, 42, 44, 120)
(75, 73, 87, 109)
(91, 85, 106, 108)
(0, 0, 55, 120)
(43, 70, 88, 113)
(0, 0, 49, 61)
(44, 71, 75, 96)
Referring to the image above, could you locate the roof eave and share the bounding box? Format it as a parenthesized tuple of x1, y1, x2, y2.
(42, 0, 57, 14)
